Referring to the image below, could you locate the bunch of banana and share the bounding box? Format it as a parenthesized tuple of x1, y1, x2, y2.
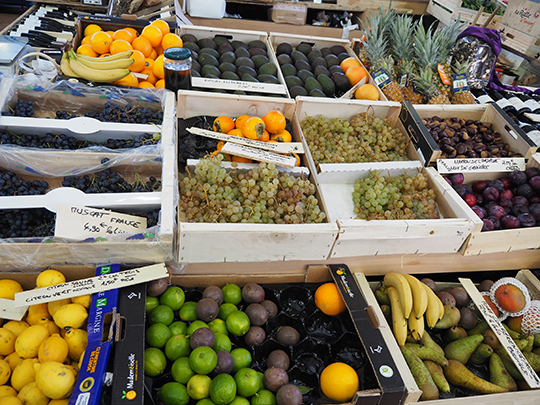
(60, 50, 134, 83)
(382, 273, 444, 346)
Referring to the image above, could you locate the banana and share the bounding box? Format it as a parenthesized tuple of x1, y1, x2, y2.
(69, 50, 134, 70)
(384, 273, 413, 319)
(403, 274, 428, 319)
(75, 50, 133, 62)
(387, 286, 408, 346)
(67, 53, 130, 83)
(408, 314, 425, 341)
(60, 53, 79, 78)
(422, 283, 444, 328)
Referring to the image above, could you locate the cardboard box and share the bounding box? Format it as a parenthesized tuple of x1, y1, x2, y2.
(502, 0, 540, 37)
(270, 4, 308, 26)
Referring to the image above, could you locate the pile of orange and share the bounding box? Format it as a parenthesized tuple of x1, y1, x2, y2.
(77, 20, 183, 89)
(340, 57, 368, 86)
(210, 111, 299, 165)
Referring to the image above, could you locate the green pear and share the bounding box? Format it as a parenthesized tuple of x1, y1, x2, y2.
(401, 347, 439, 401)
(380, 304, 391, 324)
(514, 337, 530, 351)
(522, 350, 540, 372)
(444, 359, 509, 394)
(502, 323, 521, 340)
(444, 326, 468, 342)
(468, 320, 490, 336)
(375, 289, 390, 305)
(524, 334, 534, 352)
(489, 353, 517, 391)
(494, 348, 523, 380)
(404, 343, 448, 367)
(444, 334, 484, 364)
(470, 343, 493, 365)
(421, 332, 445, 357)
(424, 360, 450, 394)
(483, 329, 502, 350)
(433, 305, 460, 330)
(534, 333, 540, 347)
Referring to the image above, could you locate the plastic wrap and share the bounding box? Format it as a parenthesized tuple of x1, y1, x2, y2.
(451, 35, 497, 90)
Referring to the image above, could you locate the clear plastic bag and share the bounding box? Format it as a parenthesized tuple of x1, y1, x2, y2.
(451, 35, 498, 90)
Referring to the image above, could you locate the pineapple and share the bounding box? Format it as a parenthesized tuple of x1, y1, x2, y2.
(400, 60, 425, 104)
(412, 66, 451, 105)
(434, 20, 464, 99)
(451, 61, 476, 104)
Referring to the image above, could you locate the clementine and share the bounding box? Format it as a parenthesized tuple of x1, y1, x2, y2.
(315, 282, 346, 316)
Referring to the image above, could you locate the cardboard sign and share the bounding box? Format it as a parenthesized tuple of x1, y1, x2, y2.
(14, 263, 168, 307)
(54, 204, 147, 240)
(459, 278, 540, 388)
(192, 77, 287, 95)
(452, 73, 468, 93)
(220, 142, 298, 168)
(0, 298, 28, 321)
(187, 127, 304, 154)
(437, 157, 526, 173)
(372, 69, 391, 89)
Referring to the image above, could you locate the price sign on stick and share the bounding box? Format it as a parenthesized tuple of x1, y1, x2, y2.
(437, 157, 525, 173)
(220, 142, 298, 168)
(0, 298, 28, 321)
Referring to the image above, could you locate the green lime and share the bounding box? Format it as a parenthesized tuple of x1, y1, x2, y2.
(146, 296, 160, 313)
(170, 321, 188, 336)
(222, 284, 242, 305)
(172, 357, 195, 384)
(230, 396, 251, 405)
(158, 382, 189, 405)
(256, 372, 264, 391)
(147, 323, 172, 348)
(149, 304, 175, 326)
(187, 374, 212, 400)
(226, 311, 250, 336)
(188, 320, 209, 336)
(189, 346, 218, 375)
(196, 399, 217, 405)
(230, 348, 252, 373)
(160, 286, 186, 311)
(144, 347, 167, 377)
(165, 334, 191, 361)
(218, 303, 238, 321)
(212, 333, 232, 353)
(209, 373, 237, 405)
(234, 368, 260, 398)
(179, 301, 198, 321)
(251, 389, 276, 405)
(208, 318, 228, 335)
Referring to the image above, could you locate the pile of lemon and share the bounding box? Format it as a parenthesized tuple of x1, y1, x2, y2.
(0, 270, 90, 405)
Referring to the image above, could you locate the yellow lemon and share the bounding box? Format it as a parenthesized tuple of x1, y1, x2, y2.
(70, 295, 92, 309)
(38, 334, 69, 364)
(34, 361, 76, 399)
(25, 304, 50, 326)
(2, 321, 29, 337)
(36, 270, 66, 288)
(0, 280, 23, 300)
(48, 299, 71, 317)
(52, 304, 88, 329)
(17, 381, 49, 405)
(64, 328, 88, 361)
(0, 396, 23, 405)
(11, 358, 39, 391)
(0, 385, 17, 397)
(0, 329, 16, 356)
(37, 318, 60, 336)
(0, 360, 11, 385)
(15, 325, 49, 359)
(4, 351, 23, 371)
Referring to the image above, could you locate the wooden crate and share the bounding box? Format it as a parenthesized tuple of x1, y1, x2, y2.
(400, 101, 538, 167)
(176, 90, 338, 263)
(426, 0, 502, 27)
(268, 32, 387, 101)
(494, 22, 540, 55)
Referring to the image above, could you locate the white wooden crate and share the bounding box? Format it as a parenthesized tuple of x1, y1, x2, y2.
(426, 0, 502, 27)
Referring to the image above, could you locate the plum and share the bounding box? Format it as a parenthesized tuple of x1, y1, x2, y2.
(530, 196, 540, 204)
(471, 206, 486, 219)
(489, 179, 505, 193)
(464, 194, 476, 207)
(453, 184, 467, 198)
(483, 186, 499, 201)
(516, 183, 533, 198)
(530, 176, 540, 191)
(501, 189, 513, 200)
(449, 173, 464, 185)
(482, 218, 495, 231)
(444, 177, 453, 186)
(487, 216, 501, 230)
(518, 212, 536, 227)
(512, 204, 529, 216)
(484, 201, 498, 211)
(508, 170, 527, 185)
(501, 215, 521, 229)
(472, 180, 488, 193)
(525, 167, 540, 179)
(499, 176, 512, 189)
(488, 205, 505, 219)
(474, 193, 484, 205)
(529, 203, 540, 220)
(512, 196, 529, 206)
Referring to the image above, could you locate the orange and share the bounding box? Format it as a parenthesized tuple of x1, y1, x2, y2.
(290, 152, 301, 166)
(155, 79, 165, 88)
(340, 57, 362, 73)
(270, 130, 292, 143)
(161, 33, 183, 51)
(155, 44, 164, 55)
(345, 65, 368, 86)
(216, 141, 225, 151)
(124, 27, 139, 38)
(133, 36, 153, 58)
(90, 31, 112, 54)
(235, 115, 250, 130)
(150, 48, 158, 60)
(153, 54, 165, 79)
(259, 130, 270, 142)
(232, 156, 253, 163)
(81, 36, 92, 46)
(76, 44, 98, 57)
(106, 30, 115, 37)
(113, 29, 134, 44)
(99, 53, 111, 58)
(315, 282, 346, 316)
(213, 116, 235, 134)
(141, 25, 163, 48)
(110, 39, 133, 55)
(355, 83, 379, 101)
(242, 117, 265, 139)
(129, 50, 146, 72)
(151, 20, 171, 36)
(320, 362, 359, 402)
(262, 111, 286, 134)
(141, 68, 158, 84)
(83, 24, 102, 38)
(138, 81, 155, 88)
(227, 128, 244, 137)
(143, 58, 155, 70)
(113, 72, 138, 87)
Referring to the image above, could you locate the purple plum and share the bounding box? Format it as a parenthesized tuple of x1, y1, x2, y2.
(472, 180, 488, 193)
(508, 170, 527, 185)
(482, 218, 495, 231)
(471, 206, 486, 219)
(483, 186, 500, 201)
(501, 215, 521, 229)
(518, 213, 536, 227)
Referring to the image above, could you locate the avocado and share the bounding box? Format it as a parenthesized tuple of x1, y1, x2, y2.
(332, 72, 351, 91)
(252, 55, 270, 69)
(320, 47, 332, 57)
(183, 41, 200, 53)
(311, 56, 328, 69)
(295, 59, 311, 72)
(204, 74, 220, 79)
(181, 34, 198, 44)
(308, 50, 323, 65)
(304, 77, 323, 93)
(199, 47, 220, 59)
(289, 85, 308, 98)
(191, 70, 201, 77)
(222, 71, 240, 81)
(201, 64, 221, 78)
(219, 62, 237, 73)
(235, 47, 250, 59)
(248, 40, 267, 51)
(258, 62, 277, 76)
(296, 42, 313, 55)
(280, 63, 297, 77)
(285, 75, 303, 89)
(291, 50, 308, 64)
(329, 65, 344, 75)
(241, 73, 259, 82)
(276, 42, 293, 55)
(297, 69, 315, 83)
(198, 38, 217, 50)
(237, 65, 258, 77)
(190, 50, 198, 62)
(317, 74, 336, 96)
(313, 65, 330, 77)
(337, 52, 350, 63)
(235, 57, 255, 70)
(218, 42, 234, 55)
(213, 35, 230, 46)
(192, 59, 201, 73)
(309, 88, 326, 97)
(219, 51, 236, 64)
(198, 53, 219, 67)
(325, 54, 340, 68)
(249, 48, 267, 57)
(231, 40, 248, 50)
(277, 54, 292, 66)
(257, 74, 280, 84)
(330, 45, 347, 55)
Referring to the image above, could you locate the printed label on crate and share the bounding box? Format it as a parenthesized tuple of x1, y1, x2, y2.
(459, 278, 540, 388)
(54, 205, 147, 241)
(187, 127, 304, 154)
(13, 263, 168, 307)
(438, 64, 452, 85)
(372, 69, 391, 89)
(0, 298, 28, 321)
(191, 77, 287, 95)
(220, 143, 298, 168)
(453, 73, 468, 93)
(437, 157, 526, 173)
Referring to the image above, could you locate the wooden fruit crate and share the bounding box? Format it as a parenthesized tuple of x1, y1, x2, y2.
(426, 0, 502, 27)
(176, 90, 338, 263)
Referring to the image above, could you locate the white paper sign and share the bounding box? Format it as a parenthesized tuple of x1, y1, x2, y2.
(437, 157, 526, 173)
(459, 278, 540, 388)
(14, 263, 169, 307)
(192, 77, 287, 95)
(0, 298, 28, 321)
(54, 204, 147, 240)
(187, 127, 304, 154)
(220, 143, 297, 168)
(524, 112, 540, 123)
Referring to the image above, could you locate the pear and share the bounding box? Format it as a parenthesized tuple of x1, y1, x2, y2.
(404, 343, 448, 367)
(534, 334, 540, 347)
(494, 348, 523, 380)
(489, 353, 517, 391)
(424, 360, 450, 394)
(421, 332, 445, 357)
(524, 334, 534, 352)
(514, 337, 530, 351)
(444, 326, 468, 342)
(470, 343, 493, 365)
(444, 359, 509, 394)
(468, 320, 489, 336)
(380, 304, 391, 324)
(522, 350, 540, 372)
(502, 323, 521, 340)
(375, 289, 390, 305)
(433, 305, 460, 330)
(401, 347, 439, 401)
(444, 334, 484, 364)
(483, 329, 502, 350)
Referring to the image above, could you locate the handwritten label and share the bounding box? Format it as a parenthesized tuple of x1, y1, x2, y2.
(14, 263, 168, 307)
(453, 73, 468, 93)
(438, 64, 452, 85)
(0, 298, 28, 321)
(372, 69, 391, 89)
(54, 204, 147, 240)
(437, 157, 525, 173)
(187, 127, 304, 154)
(191, 77, 287, 95)
(459, 278, 540, 388)
(524, 112, 540, 123)
(220, 143, 298, 168)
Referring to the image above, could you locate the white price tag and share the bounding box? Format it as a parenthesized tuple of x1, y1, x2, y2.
(0, 298, 28, 321)
(437, 157, 525, 173)
(220, 143, 298, 168)
(14, 263, 168, 307)
(373, 70, 390, 89)
(192, 77, 287, 95)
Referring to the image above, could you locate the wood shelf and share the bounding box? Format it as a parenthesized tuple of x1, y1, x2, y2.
(34, 0, 108, 12)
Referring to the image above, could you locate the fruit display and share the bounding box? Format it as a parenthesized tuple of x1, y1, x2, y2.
(373, 272, 540, 400)
(144, 279, 375, 405)
(445, 168, 540, 231)
(0, 269, 90, 403)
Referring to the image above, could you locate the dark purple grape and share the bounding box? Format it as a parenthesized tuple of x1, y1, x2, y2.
(488, 205, 506, 219)
(472, 180, 488, 193)
(453, 184, 466, 198)
(508, 170, 527, 185)
(512, 196, 529, 206)
(517, 212, 536, 227)
(487, 216, 501, 230)
(501, 189, 513, 200)
(529, 176, 540, 191)
(482, 218, 495, 231)
(474, 193, 484, 205)
(489, 179, 505, 193)
(512, 204, 529, 216)
(471, 205, 486, 219)
(525, 167, 540, 179)
(483, 186, 500, 201)
(529, 203, 540, 221)
(501, 215, 521, 229)
(449, 173, 464, 185)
